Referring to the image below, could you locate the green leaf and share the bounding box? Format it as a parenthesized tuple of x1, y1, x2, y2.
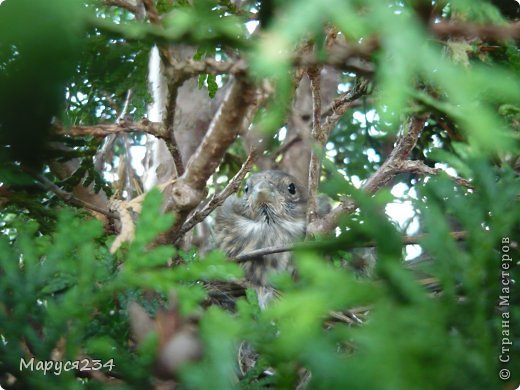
(207, 73, 218, 98)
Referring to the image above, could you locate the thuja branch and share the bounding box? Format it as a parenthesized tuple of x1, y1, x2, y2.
(180, 80, 257, 192)
(307, 114, 428, 237)
(166, 58, 249, 79)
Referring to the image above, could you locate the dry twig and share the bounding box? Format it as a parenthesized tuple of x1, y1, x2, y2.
(177, 150, 256, 239)
(109, 198, 142, 253)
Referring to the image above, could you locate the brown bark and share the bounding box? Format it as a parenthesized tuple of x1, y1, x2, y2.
(156, 79, 258, 244)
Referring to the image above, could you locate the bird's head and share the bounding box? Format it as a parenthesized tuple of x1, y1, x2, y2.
(243, 170, 307, 224)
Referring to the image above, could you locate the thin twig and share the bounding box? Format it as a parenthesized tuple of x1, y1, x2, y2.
(329, 310, 364, 325)
(103, 0, 140, 15)
(235, 244, 295, 262)
(306, 66, 323, 227)
(95, 89, 134, 171)
(272, 135, 301, 161)
(117, 89, 133, 123)
(399, 160, 474, 189)
(307, 114, 429, 237)
(34, 174, 118, 219)
(234, 231, 468, 262)
(164, 80, 185, 177)
(177, 150, 256, 240)
(142, 0, 174, 67)
(321, 78, 370, 137)
(141, 0, 186, 177)
(56, 119, 168, 139)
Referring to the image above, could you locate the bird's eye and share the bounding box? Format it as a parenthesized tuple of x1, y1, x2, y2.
(288, 183, 296, 195)
(244, 184, 249, 194)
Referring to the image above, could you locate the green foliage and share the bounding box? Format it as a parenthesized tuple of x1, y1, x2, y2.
(1, 0, 519, 388)
(195, 46, 221, 98)
(0, 0, 86, 168)
(66, 25, 152, 124)
(162, 0, 246, 46)
(0, 191, 241, 387)
(4, 157, 515, 388)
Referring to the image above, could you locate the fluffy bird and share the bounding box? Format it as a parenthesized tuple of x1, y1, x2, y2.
(215, 170, 307, 307)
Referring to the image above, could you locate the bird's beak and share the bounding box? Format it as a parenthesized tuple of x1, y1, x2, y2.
(251, 180, 275, 205)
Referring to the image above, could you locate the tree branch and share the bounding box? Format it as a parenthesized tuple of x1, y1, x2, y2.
(235, 231, 468, 262)
(164, 79, 185, 177)
(142, 0, 175, 67)
(95, 89, 133, 172)
(166, 58, 249, 79)
(272, 135, 301, 162)
(399, 160, 474, 189)
(295, 38, 379, 74)
(321, 78, 370, 137)
(33, 173, 118, 220)
(163, 43, 377, 80)
(176, 150, 256, 240)
(180, 80, 256, 192)
(161, 36, 375, 80)
(303, 78, 370, 237)
(307, 114, 429, 236)
(362, 115, 428, 194)
(306, 66, 323, 226)
(141, 0, 190, 178)
(103, 0, 140, 15)
(56, 119, 168, 139)
(430, 21, 520, 41)
(156, 79, 258, 244)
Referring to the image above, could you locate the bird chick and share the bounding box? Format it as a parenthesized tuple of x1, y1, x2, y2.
(215, 170, 307, 306)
